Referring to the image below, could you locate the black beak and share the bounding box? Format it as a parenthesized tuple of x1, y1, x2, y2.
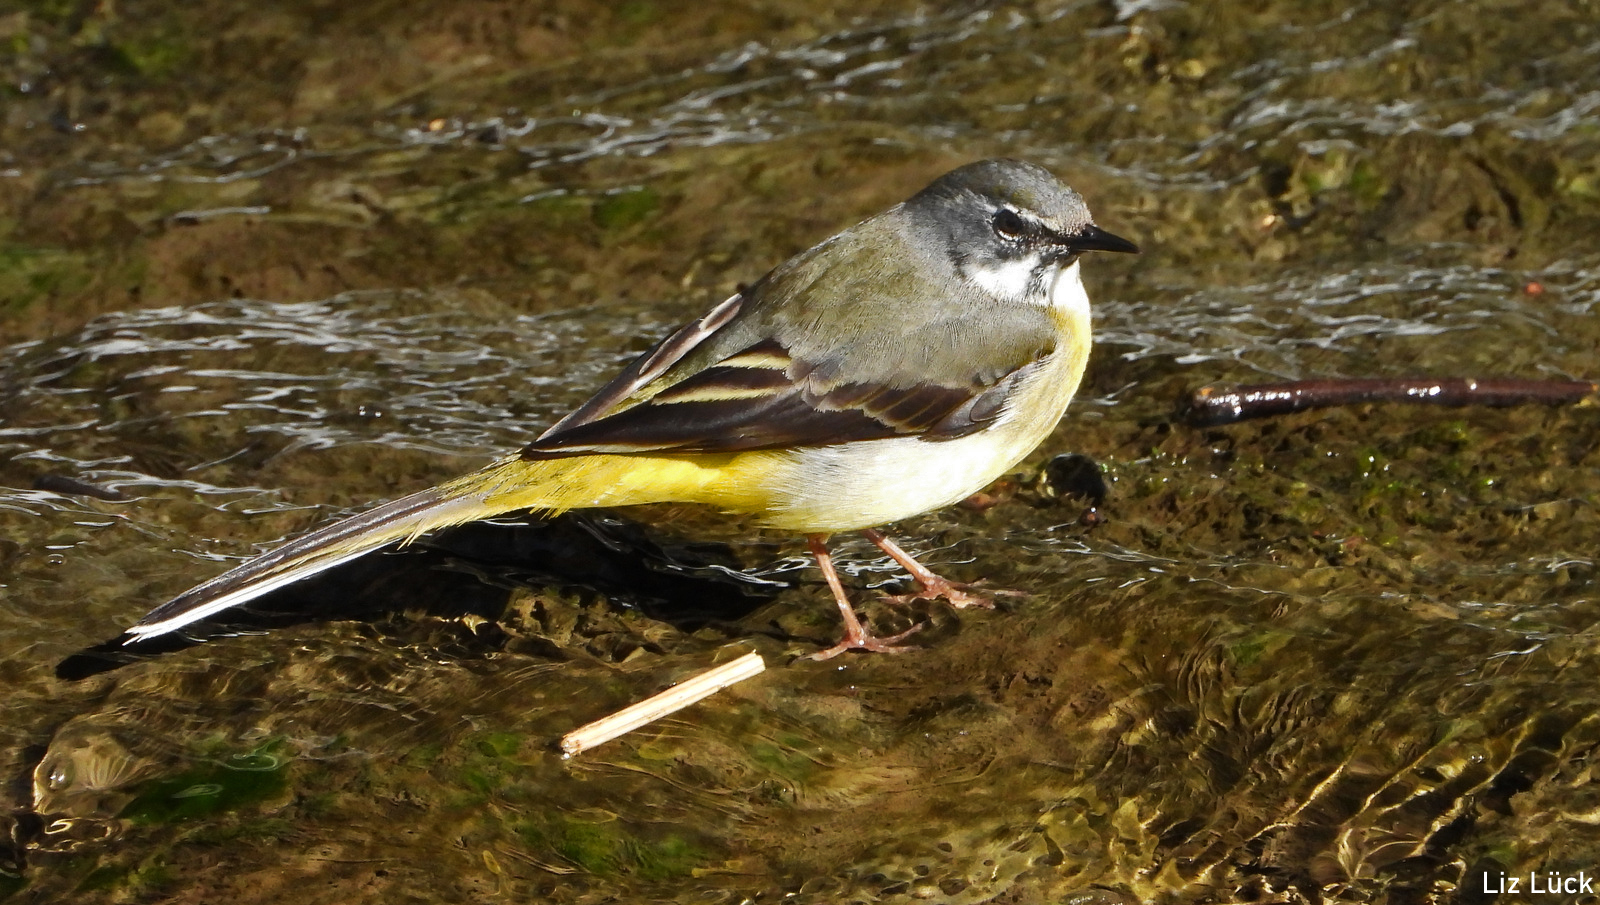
(1068, 223, 1140, 255)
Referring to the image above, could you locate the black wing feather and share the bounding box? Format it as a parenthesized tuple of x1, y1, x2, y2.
(522, 335, 1042, 460)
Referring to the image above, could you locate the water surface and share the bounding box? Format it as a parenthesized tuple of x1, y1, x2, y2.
(2, 1, 1599, 901)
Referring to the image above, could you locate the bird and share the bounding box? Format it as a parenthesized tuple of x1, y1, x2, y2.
(122, 158, 1138, 660)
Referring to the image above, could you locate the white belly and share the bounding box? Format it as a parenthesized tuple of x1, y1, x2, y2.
(757, 428, 1038, 532)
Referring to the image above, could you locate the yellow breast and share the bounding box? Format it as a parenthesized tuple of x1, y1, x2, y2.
(466, 261, 1093, 534)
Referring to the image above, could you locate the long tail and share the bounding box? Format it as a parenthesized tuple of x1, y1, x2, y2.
(124, 480, 501, 643)
(123, 450, 770, 643)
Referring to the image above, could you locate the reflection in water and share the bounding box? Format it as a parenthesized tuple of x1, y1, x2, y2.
(55, 510, 789, 680)
(1, 293, 656, 466)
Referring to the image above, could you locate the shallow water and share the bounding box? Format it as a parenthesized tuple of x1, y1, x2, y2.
(3, 1, 1599, 902)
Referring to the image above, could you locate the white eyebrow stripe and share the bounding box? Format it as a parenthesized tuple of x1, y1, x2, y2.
(999, 203, 1048, 227)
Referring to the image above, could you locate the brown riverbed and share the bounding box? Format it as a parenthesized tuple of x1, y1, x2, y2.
(2, 1, 1599, 902)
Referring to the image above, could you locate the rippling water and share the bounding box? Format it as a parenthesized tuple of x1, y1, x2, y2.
(3, 1, 1599, 902)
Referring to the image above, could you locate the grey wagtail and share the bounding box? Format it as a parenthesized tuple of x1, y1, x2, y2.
(123, 158, 1138, 659)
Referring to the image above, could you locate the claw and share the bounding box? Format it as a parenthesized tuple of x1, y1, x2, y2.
(803, 621, 922, 661)
(881, 578, 1010, 610)
(862, 528, 1023, 610)
(804, 534, 924, 659)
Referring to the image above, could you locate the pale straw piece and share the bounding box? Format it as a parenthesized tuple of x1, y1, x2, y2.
(560, 651, 765, 757)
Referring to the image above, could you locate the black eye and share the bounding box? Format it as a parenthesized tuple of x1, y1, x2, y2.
(991, 208, 1031, 242)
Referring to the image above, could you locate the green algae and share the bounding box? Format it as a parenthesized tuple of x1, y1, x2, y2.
(119, 742, 289, 826)
(0, 244, 91, 314)
(514, 815, 709, 880)
(592, 186, 661, 232)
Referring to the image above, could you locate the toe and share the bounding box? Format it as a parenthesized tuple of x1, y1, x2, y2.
(804, 622, 924, 660)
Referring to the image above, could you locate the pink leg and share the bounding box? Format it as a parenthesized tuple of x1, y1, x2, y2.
(861, 528, 1023, 609)
(803, 534, 922, 660)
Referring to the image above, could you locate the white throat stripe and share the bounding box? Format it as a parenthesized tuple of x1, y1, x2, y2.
(969, 258, 1044, 303)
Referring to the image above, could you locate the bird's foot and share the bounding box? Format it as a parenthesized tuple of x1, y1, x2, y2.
(804, 620, 923, 661)
(881, 575, 1024, 610)
(859, 527, 1024, 610)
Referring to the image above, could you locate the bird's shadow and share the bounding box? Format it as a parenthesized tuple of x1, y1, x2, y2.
(57, 511, 796, 681)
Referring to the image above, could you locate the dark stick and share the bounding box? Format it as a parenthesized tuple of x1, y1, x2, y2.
(1186, 377, 1599, 427)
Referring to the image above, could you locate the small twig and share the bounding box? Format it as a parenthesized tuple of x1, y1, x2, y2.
(494, 845, 578, 875)
(560, 652, 765, 757)
(1186, 377, 1599, 427)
